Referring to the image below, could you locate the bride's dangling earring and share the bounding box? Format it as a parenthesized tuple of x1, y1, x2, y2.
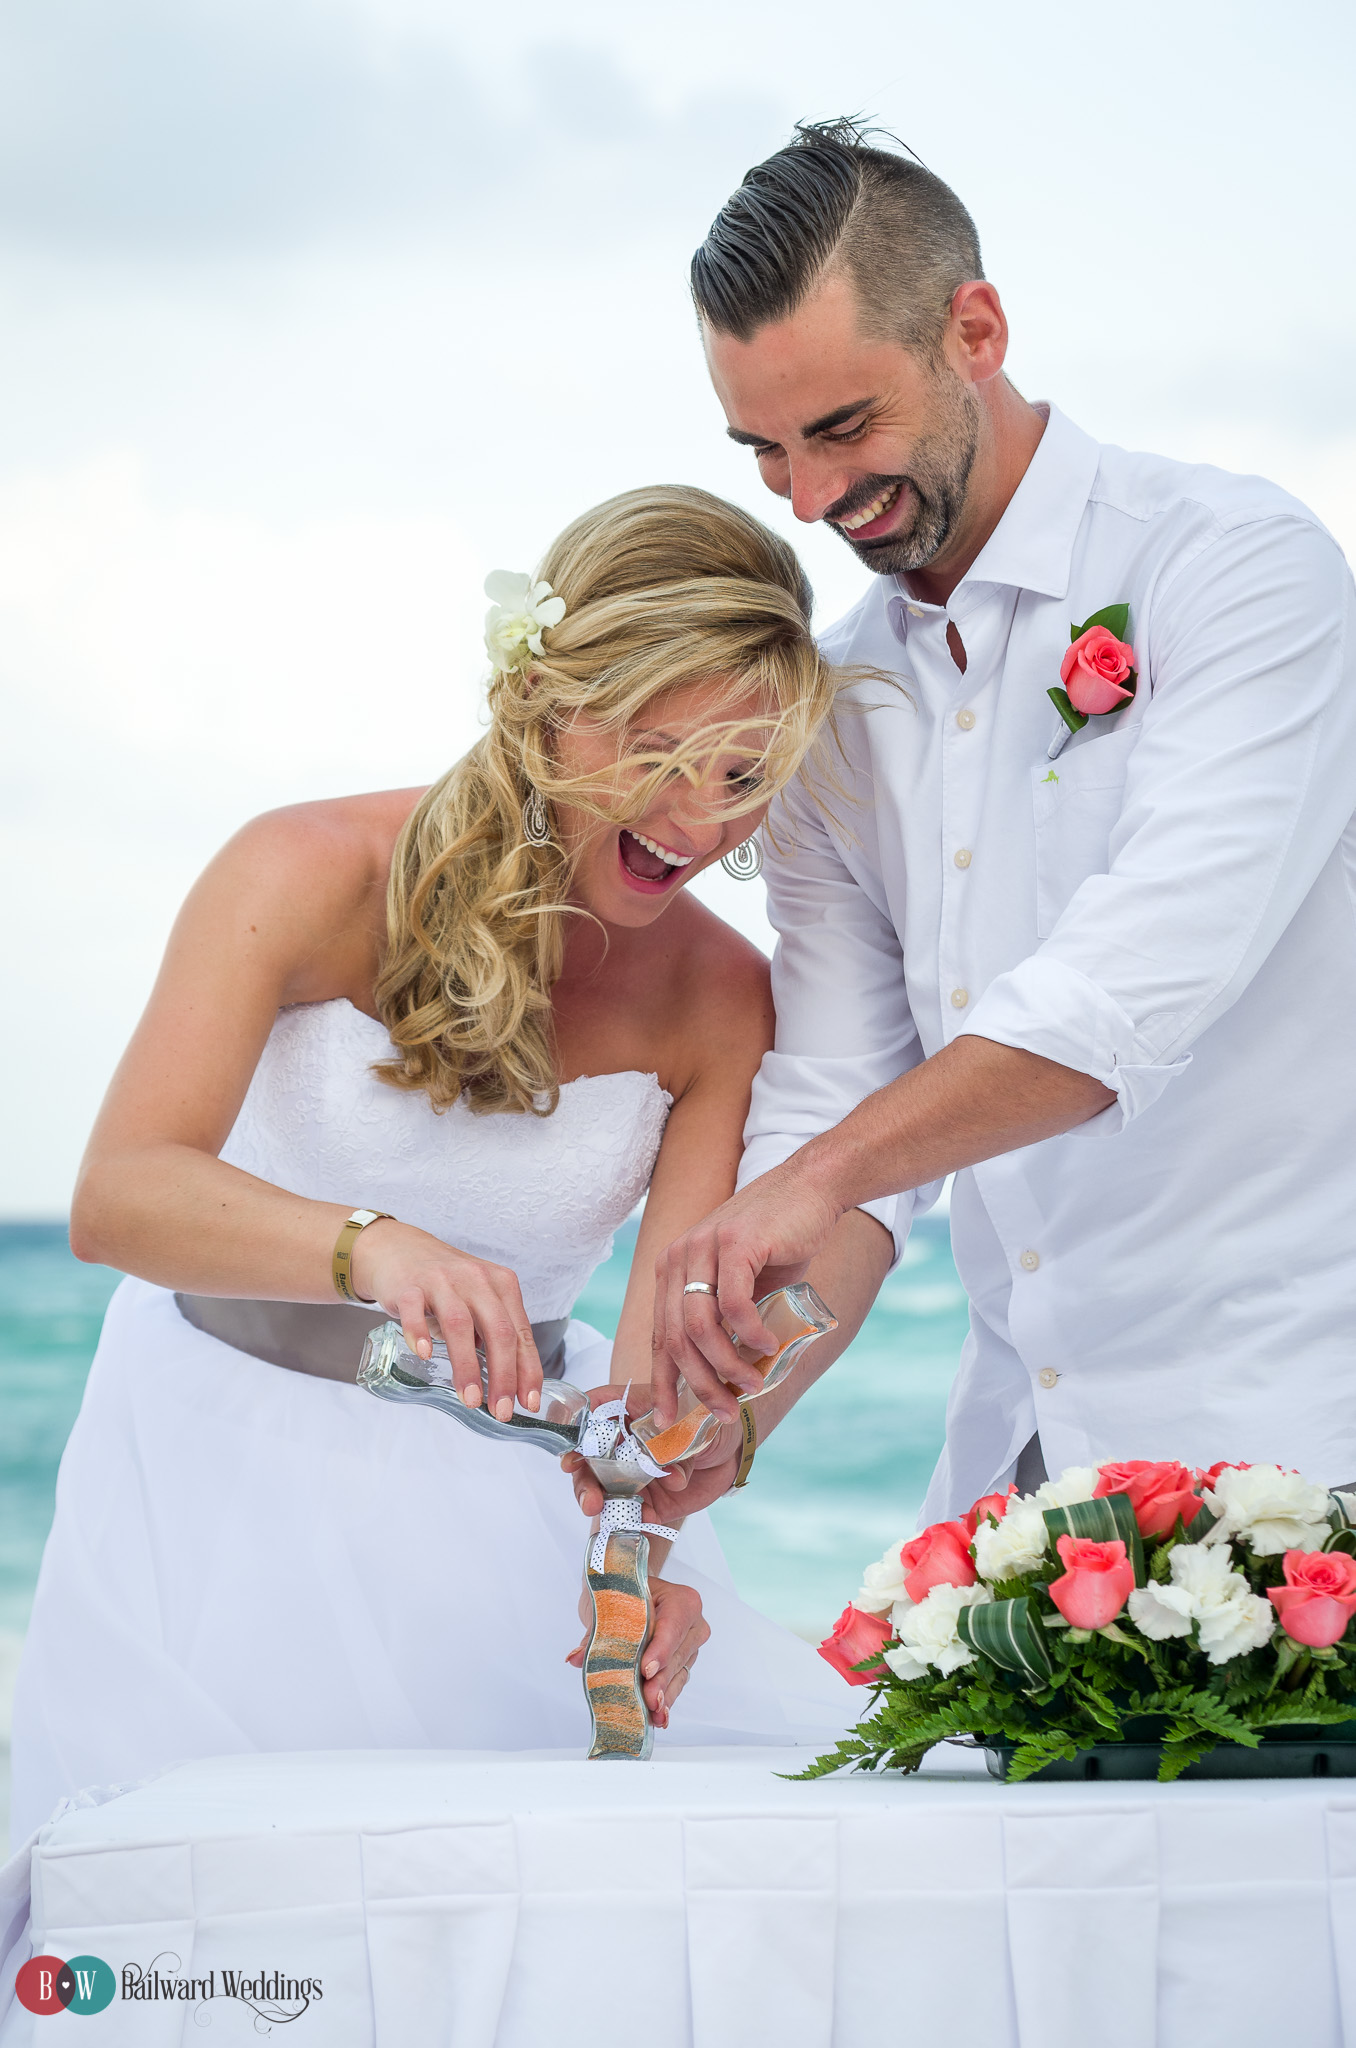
(720, 836, 763, 881)
(522, 785, 551, 847)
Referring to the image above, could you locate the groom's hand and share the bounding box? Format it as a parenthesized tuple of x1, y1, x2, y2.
(649, 1160, 841, 1423)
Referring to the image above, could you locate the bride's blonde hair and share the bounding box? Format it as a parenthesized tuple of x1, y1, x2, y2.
(374, 484, 841, 1116)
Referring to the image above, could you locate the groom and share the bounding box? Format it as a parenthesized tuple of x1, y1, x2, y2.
(630, 120, 1356, 1528)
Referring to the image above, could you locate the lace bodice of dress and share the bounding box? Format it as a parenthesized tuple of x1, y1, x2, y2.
(220, 1000, 672, 1320)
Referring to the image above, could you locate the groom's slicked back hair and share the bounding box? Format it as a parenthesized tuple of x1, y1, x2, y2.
(692, 119, 983, 353)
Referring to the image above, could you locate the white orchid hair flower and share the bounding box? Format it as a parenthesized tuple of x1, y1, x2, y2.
(483, 570, 568, 674)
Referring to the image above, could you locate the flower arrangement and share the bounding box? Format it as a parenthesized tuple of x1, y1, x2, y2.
(808, 1460, 1356, 1783)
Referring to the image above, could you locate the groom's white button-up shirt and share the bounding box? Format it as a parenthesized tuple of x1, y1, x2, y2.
(738, 404, 1356, 1517)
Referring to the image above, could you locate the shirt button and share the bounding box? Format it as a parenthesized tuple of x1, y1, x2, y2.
(908, 603, 924, 618)
(953, 848, 972, 869)
(1038, 1367, 1059, 1390)
(956, 708, 976, 730)
(1020, 1249, 1040, 1272)
(950, 987, 969, 1009)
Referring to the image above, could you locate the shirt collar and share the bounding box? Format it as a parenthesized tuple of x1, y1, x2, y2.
(888, 403, 1102, 621)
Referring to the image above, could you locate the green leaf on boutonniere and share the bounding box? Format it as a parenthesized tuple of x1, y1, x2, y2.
(1047, 685, 1088, 734)
(1042, 1491, 1147, 1587)
(1073, 601, 1131, 643)
(958, 1594, 1055, 1685)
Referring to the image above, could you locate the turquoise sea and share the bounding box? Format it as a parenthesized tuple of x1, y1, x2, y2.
(0, 1213, 967, 1828)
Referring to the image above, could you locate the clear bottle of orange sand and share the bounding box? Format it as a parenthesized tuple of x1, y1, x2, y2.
(628, 1282, 838, 1468)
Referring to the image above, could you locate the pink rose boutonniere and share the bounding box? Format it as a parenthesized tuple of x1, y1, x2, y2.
(1049, 602, 1137, 734)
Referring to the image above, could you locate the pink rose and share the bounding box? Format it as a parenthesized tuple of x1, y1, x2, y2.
(1267, 1550, 1356, 1649)
(817, 1603, 894, 1685)
(1095, 1459, 1202, 1539)
(1048, 1533, 1136, 1630)
(1196, 1460, 1250, 1488)
(1060, 625, 1135, 716)
(964, 1487, 1016, 1536)
(899, 1520, 978, 1602)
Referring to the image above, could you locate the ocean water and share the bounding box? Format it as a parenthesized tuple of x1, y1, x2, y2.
(0, 1213, 967, 1829)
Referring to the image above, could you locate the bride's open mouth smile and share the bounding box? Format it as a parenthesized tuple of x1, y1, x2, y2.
(617, 827, 694, 895)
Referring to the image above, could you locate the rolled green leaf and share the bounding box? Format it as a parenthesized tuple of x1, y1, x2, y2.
(1047, 685, 1088, 734)
(958, 1594, 1055, 1684)
(1042, 1491, 1146, 1587)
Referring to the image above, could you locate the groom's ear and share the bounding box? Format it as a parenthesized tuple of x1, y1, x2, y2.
(944, 280, 1009, 387)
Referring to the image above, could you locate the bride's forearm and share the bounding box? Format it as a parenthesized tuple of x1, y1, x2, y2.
(70, 1142, 352, 1298)
(73, 1140, 545, 1411)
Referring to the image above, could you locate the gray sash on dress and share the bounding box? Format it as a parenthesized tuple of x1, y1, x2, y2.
(174, 1294, 572, 1384)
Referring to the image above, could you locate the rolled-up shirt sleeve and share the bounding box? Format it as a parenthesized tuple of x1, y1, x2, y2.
(737, 778, 934, 1259)
(960, 515, 1356, 1130)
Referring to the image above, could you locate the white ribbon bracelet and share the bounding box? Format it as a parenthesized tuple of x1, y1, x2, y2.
(580, 1391, 678, 1571)
(589, 1495, 680, 1573)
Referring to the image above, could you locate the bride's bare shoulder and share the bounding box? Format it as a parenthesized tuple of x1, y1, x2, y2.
(660, 894, 774, 1065)
(217, 788, 428, 896)
(174, 788, 430, 1003)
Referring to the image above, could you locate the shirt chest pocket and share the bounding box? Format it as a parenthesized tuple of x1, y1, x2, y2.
(1031, 726, 1137, 938)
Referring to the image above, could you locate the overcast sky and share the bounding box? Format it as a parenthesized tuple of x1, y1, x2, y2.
(4, 0, 1354, 1213)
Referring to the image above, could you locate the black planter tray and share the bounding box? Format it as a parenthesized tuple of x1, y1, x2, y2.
(984, 1727, 1356, 1782)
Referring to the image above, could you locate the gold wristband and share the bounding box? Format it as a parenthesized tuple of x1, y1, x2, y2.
(332, 1208, 394, 1303)
(732, 1402, 758, 1489)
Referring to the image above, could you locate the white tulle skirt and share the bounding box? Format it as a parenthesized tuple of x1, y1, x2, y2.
(10, 1280, 850, 1845)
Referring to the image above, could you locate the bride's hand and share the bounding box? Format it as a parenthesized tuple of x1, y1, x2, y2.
(349, 1220, 542, 1421)
(566, 1577, 709, 1729)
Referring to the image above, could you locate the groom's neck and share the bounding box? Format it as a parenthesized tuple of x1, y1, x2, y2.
(900, 378, 1046, 610)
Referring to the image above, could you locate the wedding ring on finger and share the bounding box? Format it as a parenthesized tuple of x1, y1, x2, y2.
(683, 1281, 717, 1297)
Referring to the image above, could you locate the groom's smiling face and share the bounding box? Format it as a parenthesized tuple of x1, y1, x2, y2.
(703, 269, 1001, 584)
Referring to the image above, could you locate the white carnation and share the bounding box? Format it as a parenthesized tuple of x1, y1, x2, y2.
(887, 1593, 921, 1654)
(1034, 1465, 1100, 1509)
(1196, 1590, 1275, 1664)
(1126, 1580, 1194, 1640)
(1127, 1541, 1275, 1665)
(973, 1497, 1049, 1581)
(890, 1581, 993, 1678)
(1203, 1464, 1331, 1556)
(483, 570, 567, 672)
(855, 1543, 908, 1615)
(882, 1641, 930, 1682)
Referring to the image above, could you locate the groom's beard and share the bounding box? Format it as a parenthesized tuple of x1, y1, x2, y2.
(826, 382, 981, 577)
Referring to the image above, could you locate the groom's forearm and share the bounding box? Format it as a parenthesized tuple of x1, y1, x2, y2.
(649, 1039, 1112, 1427)
(794, 1036, 1115, 1218)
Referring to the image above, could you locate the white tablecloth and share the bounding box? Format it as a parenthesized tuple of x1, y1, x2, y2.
(4, 1743, 1356, 2046)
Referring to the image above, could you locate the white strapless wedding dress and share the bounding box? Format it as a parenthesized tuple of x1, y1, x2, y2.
(9, 1001, 849, 1844)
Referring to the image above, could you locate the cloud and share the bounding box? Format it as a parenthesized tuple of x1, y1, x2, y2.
(0, 0, 781, 254)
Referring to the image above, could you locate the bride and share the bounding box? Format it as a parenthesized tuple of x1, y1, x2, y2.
(10, 484, 854, 1842)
